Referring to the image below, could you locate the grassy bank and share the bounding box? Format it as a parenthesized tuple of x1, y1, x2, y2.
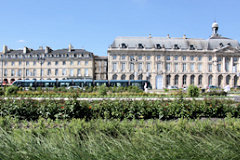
(0, 118, 240, 160)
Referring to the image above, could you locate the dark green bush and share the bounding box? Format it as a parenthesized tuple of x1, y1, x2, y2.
(187, 85, 200, 97)
(97, 85, 107, 96)
(5, 86, 19, 95)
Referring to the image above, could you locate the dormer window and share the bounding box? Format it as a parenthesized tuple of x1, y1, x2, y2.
(121, 43, 127, 48)
(227, 43, 231, 46)
(219, 43, 224, 47)
(190, 45, 195, 50)
(174, 44, 179, 49)
(156, 44, 161, 49)
(138, 43, 144, 49)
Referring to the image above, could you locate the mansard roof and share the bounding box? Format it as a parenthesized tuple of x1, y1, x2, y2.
(110, 36, 240, 51)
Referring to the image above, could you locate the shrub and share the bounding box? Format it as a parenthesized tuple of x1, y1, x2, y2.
(5, 86, 19, 95)
(187, 85, 200, 97)
(97, 85, 108, 96)
(0, 87, 4, 95)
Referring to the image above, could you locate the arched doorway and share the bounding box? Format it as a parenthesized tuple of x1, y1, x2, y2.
(234, 75, 238, 87)
(226, 75, 231, 85)
(218, 75, 223, 87)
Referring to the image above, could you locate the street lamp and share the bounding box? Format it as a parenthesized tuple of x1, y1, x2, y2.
(37, 54, 45, 81)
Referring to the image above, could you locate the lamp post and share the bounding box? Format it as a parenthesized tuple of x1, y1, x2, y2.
(37, 55, 45, 81)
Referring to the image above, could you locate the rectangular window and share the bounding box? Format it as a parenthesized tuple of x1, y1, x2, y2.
(18, 69, 22, 77)
(33, 69, 36, 76)
(11, 61, 15, 66)
(166, 55, 170, 60)
(11, 69, 15, 76)
(157, 55, 161, 60)
(233, 63, 237, 72)
(147, 55, 151, 60)
(113, 63, 117, 72)
(26, 69, 30, 76)
(217, 56, 222, 62)
(55, 69, 58, 76)
(78, 61, 81, 65)
(147, 63, 151, 71)
(138, 63, 142, 71)
(190, 63, 194, 72)
(225, 62, 229, 72)
(174, 63, 178, 72)
(55, 61, 58, 66)
(26, 61, 30, 66)
(70, 61, 73, 65)
(4, 62, 7, 66)
(182, 55, 186, 61)
(40, 69, 43, 77)
(138, 56, 142, 60)
(157, 63, 162, 72)
(209, 56, 212, 61)
(122, 55, 126, 60)
(217, 64, 221, 72)
(174, 56, 178, 60)
(233, 57, 238, 62)
(198, 63, 202, 72)
(70, 69, 74, 76)
(182, 63, 186, 72)
(130, 55, 134, 61)
(85, 61, 88, 66)
(62, 61, 66, 65)
(62, 69, 66, 75)
(47, 62, 51, 66)
(4, 69, 7, 76)
(190, 56, 194, 61)
(130, 63, 134, 72)
(198, 56, 202, 61)
(121, 63, 125, 71)
(77, 69, 81, 76)
(84, 69, 88, 76)
(166, 63, 171, 71)
(19, 61, 22, 66)
(113, 55, 117, 60)
(47, 69, 51, 76)
(33, 61, 36, 66)
(208, 64, 212, 72)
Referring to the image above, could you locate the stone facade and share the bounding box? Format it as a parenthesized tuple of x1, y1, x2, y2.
(108, 23, 240, 89)
(0, 45, 95, 84)
(94, 56, 108, 80)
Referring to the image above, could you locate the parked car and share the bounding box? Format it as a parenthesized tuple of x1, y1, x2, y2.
(208, 85, 220, 89)
(168, 86, 178, 90)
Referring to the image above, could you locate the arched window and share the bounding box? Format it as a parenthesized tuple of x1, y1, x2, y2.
(174, 75, 179, 85)
(218, 75, 223, 87)
(226, 75, 231, 85)
(198, 75, 202, 85)
(234, 75, 238, 87)
(121, 74, 126, 80)
(138, 74, 143, 80)
(190, 75, 195, 85)
(130, 74, 134, 80)
(166, 75, 171, 86)
(112, 74, 117, 80)
(208, 75, 213, 85)
(183, 75, 187, 85)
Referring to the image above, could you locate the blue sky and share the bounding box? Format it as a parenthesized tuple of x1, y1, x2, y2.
(0, 0, 239, 56)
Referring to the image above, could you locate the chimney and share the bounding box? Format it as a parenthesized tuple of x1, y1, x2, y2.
(2, 45, 8, 53)
(23, 46, 28, 53)
(183, 34, 186, 39)
(68, 44, 72, 52)
(45, 46, 50, 54)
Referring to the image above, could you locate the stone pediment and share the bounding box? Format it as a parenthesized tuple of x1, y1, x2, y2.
(215, 45, 240, 53)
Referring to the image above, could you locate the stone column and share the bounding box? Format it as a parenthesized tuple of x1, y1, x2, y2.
(230, 57, 233, 73)
(222, 57, 226, 73)
(179, 74, 183, 88)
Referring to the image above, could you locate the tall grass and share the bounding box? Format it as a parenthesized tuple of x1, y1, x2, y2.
(0, 118, 240, 159)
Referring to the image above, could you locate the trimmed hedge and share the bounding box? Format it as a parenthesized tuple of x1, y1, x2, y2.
(0, 99, 239, 120)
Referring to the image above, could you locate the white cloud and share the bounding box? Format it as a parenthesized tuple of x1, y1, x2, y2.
(17, 40, 26, 43)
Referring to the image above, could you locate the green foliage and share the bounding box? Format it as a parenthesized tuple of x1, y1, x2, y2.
(5, 85, 19, 95)
(0, 99, 239, 120)
(203, 91, 227, 96)
(187, 85, 200, 97)
(97, 85, 108, 96)
(0, 87, 4, 95)
(1, 118, 240, 159)
(37, 87, 42, 91)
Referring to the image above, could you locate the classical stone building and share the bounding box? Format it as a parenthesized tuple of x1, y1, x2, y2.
(94, 56, 108, 80)
(0, 45, 96, 84)
(108, 22, 240, 89)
